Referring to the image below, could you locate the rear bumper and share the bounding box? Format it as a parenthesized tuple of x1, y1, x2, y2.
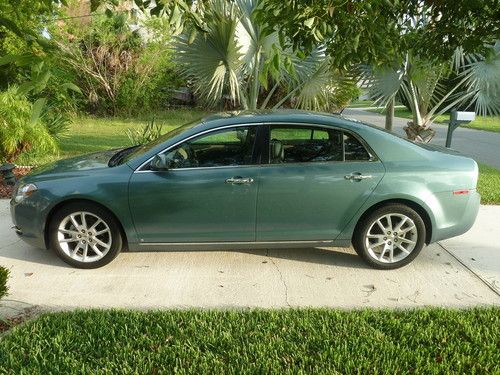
(431, 190, 480, 242)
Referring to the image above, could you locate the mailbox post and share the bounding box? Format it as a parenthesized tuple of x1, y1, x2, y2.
(445, 110, 476, 148)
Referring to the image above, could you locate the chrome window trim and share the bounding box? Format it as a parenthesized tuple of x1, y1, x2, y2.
(133, 121, 379, 173)
(134, 123, 262, 173)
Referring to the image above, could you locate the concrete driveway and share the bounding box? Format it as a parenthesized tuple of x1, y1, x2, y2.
(0, 199, 498, 316)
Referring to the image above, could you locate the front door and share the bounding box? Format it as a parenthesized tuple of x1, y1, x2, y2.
(129, 125, 259, 243)
(256, 124, 385, 241)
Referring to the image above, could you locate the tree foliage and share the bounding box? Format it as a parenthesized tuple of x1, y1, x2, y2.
(173, 0, 358, 111)
(256, 0, 500, 66)
(361, 42, 500, 141)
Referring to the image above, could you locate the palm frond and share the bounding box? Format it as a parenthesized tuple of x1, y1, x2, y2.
(460, 44, 500, 116)
(362, 64, 404, 107)
(173, 3, 244, 106)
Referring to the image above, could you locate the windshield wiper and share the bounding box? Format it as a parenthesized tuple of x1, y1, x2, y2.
(108, 145, 140, 167)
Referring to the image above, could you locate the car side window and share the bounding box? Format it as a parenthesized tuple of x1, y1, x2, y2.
(269, 126, 343, 163)
(344, 133, 371, 161)
(162, 126, 257, 169)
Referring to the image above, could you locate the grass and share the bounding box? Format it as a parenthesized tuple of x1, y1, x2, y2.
(346, 99, 378, 108)
(478, 164, 500, 205)
(0, 266, 8, 300)
(0, 308, 499, 374)
(367, 107, 500, 133)
(15, 109, 210, 166)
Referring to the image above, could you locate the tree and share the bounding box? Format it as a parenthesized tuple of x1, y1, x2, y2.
(362, 43, 500, 141)
(173, 0, 357, 111)
(256, 0, 500, 66)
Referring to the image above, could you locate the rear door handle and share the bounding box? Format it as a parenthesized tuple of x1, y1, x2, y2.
(225, 176, 254, 184)
(344, 173, 373, 181)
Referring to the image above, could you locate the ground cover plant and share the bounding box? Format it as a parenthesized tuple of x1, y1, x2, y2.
(0, 308, 498, 374)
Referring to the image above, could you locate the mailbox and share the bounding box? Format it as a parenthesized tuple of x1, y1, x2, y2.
(445, 110, 476, 148)
(455, 111, 476, 122)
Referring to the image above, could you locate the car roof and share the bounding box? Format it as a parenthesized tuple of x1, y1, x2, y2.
(198, 109, 357, 129)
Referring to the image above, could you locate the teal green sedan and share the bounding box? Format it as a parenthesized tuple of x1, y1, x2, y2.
(10, 111, 480, 269)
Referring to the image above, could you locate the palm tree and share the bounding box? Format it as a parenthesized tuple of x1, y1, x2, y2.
(363, 44, 500, 142)
(173, 0, 354, 111)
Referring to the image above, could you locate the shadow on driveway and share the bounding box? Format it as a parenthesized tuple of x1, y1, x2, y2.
(1, 241, 370, 270)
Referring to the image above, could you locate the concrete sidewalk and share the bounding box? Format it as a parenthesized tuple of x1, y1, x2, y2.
(343, 108, 500, 169)
(0, 200, 498, 316)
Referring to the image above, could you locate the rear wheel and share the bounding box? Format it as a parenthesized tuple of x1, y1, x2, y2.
(353, 204, 426, 269)
(49, 202, 122, 269)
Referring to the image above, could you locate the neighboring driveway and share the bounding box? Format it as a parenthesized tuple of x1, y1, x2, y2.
(0, 199, 498, 315)
(343, 108, 500, 169)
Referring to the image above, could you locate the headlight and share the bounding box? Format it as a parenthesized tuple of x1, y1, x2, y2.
(14, 183, 38, 203)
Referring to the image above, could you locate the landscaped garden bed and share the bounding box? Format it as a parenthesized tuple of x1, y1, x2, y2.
(0, 167, 32, 199)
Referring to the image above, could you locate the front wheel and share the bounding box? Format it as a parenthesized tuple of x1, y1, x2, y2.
(353, 204, 426, 270)
(48, 202, 123, 269)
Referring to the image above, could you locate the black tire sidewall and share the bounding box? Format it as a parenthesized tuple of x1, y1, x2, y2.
(353, 204, 426, 270)
(49, 202, 122, 269)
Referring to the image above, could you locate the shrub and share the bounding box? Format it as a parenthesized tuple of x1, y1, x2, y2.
(54, 14, 185, 116)
(42, 108, 71, 140)
(127, 118, 163, 145)
(0, 266, 9, 300)
(0, 87, 57, 163)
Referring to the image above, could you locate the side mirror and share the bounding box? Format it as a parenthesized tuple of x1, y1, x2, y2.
(150, 154, 170, 171)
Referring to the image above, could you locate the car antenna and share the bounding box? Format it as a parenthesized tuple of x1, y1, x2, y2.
(333, 107, 345, 115)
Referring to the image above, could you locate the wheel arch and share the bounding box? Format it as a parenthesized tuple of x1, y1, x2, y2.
(44, 198, 128, 250)
(353, 198, 433, 244)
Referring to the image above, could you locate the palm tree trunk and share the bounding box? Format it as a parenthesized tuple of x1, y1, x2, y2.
(385, 97, 395, 131)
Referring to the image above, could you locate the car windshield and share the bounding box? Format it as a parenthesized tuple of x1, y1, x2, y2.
(119, 119, 202, 164)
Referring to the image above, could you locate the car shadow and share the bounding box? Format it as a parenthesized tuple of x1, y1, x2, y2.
(1, 242, 371, 270)
(235, 247, 372, 270)
(0, 244, 74, 268)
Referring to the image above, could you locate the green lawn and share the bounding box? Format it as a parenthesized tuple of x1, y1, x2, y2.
(368, 107, 500, 133)
(478, 164, 500, 205)
(15, 109, 210, 166)
(0, 308, 498, 373)
(346, 99, 377, 108)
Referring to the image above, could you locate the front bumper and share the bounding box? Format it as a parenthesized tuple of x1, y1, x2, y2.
(10, 198, 47, 249)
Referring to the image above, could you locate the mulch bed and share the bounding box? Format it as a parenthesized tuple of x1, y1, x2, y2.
(0, 167, 32, 199)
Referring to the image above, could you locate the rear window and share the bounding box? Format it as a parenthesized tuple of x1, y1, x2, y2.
(269, 125, 372, 164)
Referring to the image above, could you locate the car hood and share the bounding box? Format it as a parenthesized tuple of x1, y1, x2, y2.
(28, 149, 118, 178)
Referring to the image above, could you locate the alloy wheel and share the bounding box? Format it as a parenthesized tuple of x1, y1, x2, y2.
(364, 213, 418, 263)
(57, 211, 112, 263)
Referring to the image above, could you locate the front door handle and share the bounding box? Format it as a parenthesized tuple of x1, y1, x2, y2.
(225, 176, 254, 185)
(344, 173, 373, 181)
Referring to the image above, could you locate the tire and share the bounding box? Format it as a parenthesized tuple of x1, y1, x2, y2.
(48, 202, 123, 269)
(352, 203, 426, 270)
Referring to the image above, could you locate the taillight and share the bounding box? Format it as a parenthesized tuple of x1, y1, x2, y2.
(453, 189, 470, 195)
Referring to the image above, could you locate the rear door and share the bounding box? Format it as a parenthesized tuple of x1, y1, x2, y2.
(256, 124, 385, 241)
